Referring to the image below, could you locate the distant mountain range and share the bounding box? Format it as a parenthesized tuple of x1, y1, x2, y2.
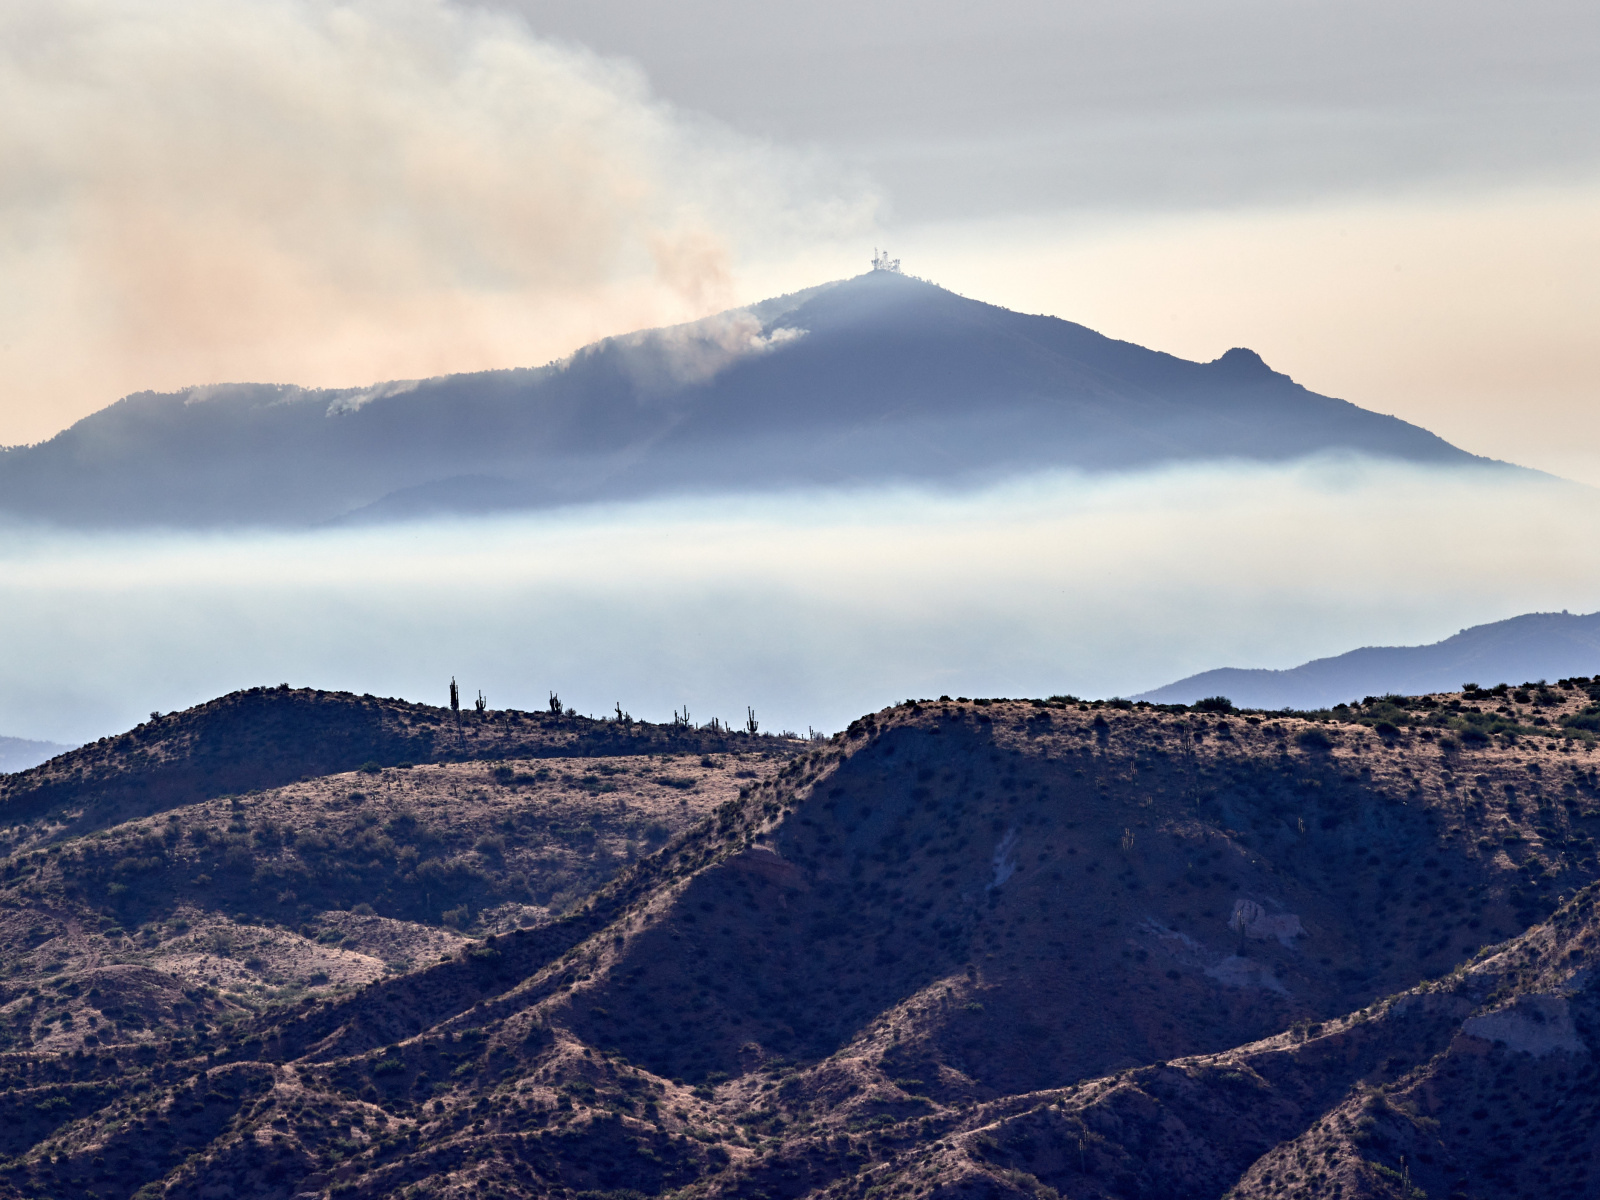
(0, 270, 1515, 528)
(1136, 609, 1600, 709)
(0, 735, 74, 774)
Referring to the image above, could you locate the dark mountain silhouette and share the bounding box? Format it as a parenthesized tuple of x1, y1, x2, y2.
(1137, 609, 1600, 709)
(0, 270, 1510, 528)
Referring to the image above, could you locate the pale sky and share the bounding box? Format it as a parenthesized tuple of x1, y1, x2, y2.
(3, 0, 1598, 480)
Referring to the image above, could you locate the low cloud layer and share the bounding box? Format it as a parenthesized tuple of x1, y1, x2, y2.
(0, 0, 874, 444)
(2, 458, 1596, 746)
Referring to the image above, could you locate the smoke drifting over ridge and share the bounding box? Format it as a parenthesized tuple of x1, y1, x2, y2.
(0, 0, 875, 444)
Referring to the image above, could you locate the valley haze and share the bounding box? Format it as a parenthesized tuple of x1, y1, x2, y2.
(0, 271, 1595, 751)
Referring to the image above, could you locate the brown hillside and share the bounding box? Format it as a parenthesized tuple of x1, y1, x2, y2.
(0, 684, 776, 831)
(554, 697, 1594, 1093)
(0, 746, 789, 1055)
(0, 687, 1594, 1199)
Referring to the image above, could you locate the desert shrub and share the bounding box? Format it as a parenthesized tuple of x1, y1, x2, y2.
(1562, 709, 1600, 733)
(1296, 728, 1333, 751)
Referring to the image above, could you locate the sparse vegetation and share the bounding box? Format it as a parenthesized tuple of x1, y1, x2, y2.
(0, 684, 1593, 1197)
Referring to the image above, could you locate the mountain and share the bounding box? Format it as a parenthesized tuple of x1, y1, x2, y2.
(0, 736, 74, 775)
(0, 681, 1596, 1197)
(1137, 609, 1600, 710)
(0, 270, 1509, 529)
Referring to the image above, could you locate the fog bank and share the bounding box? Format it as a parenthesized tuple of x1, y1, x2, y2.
(1, 458, 1594, 746)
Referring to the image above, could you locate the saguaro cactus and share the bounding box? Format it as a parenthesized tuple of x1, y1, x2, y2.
(746, 707, 759, 735)
(449, 678, 459, 713)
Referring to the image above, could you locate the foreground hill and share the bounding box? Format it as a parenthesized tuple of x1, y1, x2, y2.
(0, 682, 1596, 1196)
(0, 270, 1509, 528)
(1138, 608, 1600, 710)
(0, 684, 769, 831)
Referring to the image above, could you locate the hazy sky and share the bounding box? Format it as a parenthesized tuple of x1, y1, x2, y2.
(2, 0, 1598, 480)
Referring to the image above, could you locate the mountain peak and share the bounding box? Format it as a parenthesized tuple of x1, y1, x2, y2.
(0, 280, 1498, 528)
(1211, 346, 1274, 376)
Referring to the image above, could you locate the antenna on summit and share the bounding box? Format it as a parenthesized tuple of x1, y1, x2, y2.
(871, 248, 901, 274)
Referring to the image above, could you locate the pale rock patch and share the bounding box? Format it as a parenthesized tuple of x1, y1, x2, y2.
(1462, 994, 1587, 1057)
(1228, 898, 1304, 946)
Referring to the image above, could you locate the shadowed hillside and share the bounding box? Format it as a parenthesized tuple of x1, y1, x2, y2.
(0, 686, 1594, 1196)
(0, 271, 1513, 528)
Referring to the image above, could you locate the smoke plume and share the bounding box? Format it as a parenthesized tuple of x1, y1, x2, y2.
(0, 0, 874, 443)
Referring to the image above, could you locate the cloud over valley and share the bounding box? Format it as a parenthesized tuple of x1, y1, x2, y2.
(2, 459, 1595, 746)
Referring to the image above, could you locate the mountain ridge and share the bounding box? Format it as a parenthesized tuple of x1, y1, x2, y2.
(1137, 609, 1600, 709)
(0, 271, 1515, 528)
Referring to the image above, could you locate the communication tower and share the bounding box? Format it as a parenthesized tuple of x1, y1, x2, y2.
(871, 248, 901, 274)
